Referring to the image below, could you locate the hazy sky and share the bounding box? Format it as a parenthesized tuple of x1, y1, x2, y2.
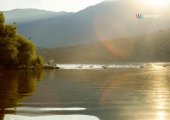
(0, 0, 108, 12)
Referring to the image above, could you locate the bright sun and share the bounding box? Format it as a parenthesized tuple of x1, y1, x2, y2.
(137, 0, 169, 12)
(146, 0, 168, 9)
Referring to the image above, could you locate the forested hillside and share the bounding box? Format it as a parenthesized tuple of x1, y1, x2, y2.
(38, 29, 170, 63)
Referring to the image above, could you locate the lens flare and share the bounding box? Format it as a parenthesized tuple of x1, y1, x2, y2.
(93, 15, 134, 58)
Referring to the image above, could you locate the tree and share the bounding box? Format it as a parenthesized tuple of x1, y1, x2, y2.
(0, 12, 5, 36)
(4, 25, 16, 37)
(17, 36, 37, 66)
(0, 11, 44, 68)
(33, 56, 44, 67)
(0, 37, 18, 67)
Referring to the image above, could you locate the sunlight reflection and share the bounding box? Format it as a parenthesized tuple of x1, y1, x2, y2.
(151, 65, 163, 70)
(156, 95, 166, 120)
(148, 64, 168, 120)
(158, 111, 165, 120)
(156, 98, 165, 110)
(149, 63, 168, 71)
(4, 115, 100, 120)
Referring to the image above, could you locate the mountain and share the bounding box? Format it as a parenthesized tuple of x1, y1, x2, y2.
(4, 1, 170, 47)
(4, 9, 69, 24)
(38, 29, 170, 63)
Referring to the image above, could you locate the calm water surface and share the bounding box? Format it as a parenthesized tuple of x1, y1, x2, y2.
(1, 63, 170, 120)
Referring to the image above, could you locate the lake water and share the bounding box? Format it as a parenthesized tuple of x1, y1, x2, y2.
(1, 63, 170, 120)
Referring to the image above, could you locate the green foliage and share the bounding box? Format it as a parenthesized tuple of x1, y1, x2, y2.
(4, 25, 16, 37)
(0, 11, 44, 68)
(0, 12, 5, 36)
(17, 36, 37, 66)
(0, 37, 18, 67)
(33, 56, 44, 67)
(0, 12, 4, 25)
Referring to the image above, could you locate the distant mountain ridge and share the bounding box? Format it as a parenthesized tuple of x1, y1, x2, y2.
(4, 8, 70, 24)
(4, 1, 170, 47)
